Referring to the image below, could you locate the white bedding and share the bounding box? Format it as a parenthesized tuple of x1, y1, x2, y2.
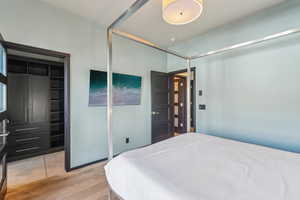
(105, 133, 300, 200)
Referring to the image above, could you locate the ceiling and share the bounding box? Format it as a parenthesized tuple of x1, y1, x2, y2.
(39, 0, 286, 47)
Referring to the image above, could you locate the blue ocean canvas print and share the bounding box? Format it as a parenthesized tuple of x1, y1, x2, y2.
(89, 70, 142, 106)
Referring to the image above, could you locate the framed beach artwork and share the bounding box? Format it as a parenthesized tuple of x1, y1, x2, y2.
(89, 70, 142, 106)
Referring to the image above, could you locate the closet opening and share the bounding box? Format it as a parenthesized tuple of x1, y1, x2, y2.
(151, 69, 196, 144)
(169, 69, 196, 136)
(1, 42, 71, 187)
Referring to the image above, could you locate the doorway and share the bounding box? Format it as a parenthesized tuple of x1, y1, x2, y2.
(0, 37, 71, 192)
(7, 54, 65, 161)
(169, 69, 196, 136)
(151, 69, 196, 144)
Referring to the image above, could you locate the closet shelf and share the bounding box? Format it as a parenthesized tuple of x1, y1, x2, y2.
(50, 111, 63, 114)
(51, 76, 64, 79)
(51, 134, 64, 138)
(50, 120, 64, 124)
(50, 111, 64, 114)
(51, 122, 64, 126)
(49, 99, 64, 101)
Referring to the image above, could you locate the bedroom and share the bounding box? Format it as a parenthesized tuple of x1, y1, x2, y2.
(0, 0, 299, 199)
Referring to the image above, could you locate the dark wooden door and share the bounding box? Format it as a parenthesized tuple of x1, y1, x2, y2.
(8, 74, 50, 125)
(151, 71, 171, 143)
(7, 74, 28, 125)
(28, 75, 49, 123)
(7, 70, 50, 161)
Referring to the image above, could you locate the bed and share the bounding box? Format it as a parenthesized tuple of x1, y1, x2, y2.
(105, 133, 300, 200)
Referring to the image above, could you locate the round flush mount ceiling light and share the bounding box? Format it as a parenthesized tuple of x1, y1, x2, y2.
(163, 0, 203, 25)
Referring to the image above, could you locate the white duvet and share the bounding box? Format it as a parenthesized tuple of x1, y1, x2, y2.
(105, 133, 300, 200)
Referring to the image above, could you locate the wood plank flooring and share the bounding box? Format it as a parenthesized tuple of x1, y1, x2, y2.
(8, 152, 65, 187)
(6, 161, 119, 200)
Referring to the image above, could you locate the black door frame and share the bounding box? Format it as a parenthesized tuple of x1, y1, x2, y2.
(0, 40, 71, 171)
(168, 68, 196, 134)
(0, 34, 8, 199)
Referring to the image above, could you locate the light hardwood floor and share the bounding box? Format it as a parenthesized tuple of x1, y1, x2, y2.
(8, 151, 65, 187)
(6, 153, 118, 200)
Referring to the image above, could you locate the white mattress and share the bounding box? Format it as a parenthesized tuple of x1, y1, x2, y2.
(105, 133, 300, 200)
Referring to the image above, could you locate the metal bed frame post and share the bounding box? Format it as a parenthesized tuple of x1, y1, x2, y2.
(106, 0, 188, 164)
(107, 28, 113, 161)
(186, 59, 191, 133)
(106, 1, 188, 198)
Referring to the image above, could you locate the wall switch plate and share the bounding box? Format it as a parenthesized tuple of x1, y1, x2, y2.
(199, 90, 203, 96)
(199, 104, 206, 110)
(126, 137, 130, 144)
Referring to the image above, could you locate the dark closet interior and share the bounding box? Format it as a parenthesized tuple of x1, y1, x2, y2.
(169, 70, 196, 136)
(7, 55, 65, 162)
(172, 75, 187, 134)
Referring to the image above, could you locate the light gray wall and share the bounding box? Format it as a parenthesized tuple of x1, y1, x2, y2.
(0, 0, 167, 167)
(168, 0, 300, 152)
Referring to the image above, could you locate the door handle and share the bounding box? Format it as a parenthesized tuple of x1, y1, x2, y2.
(1, 119, 10, 137)
(0, 131, 10, 137)
(152, 112, 160, 115)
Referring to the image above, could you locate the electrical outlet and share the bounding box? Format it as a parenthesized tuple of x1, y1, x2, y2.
(126, 137, 130, 144)
(199, 104, 206, 110)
